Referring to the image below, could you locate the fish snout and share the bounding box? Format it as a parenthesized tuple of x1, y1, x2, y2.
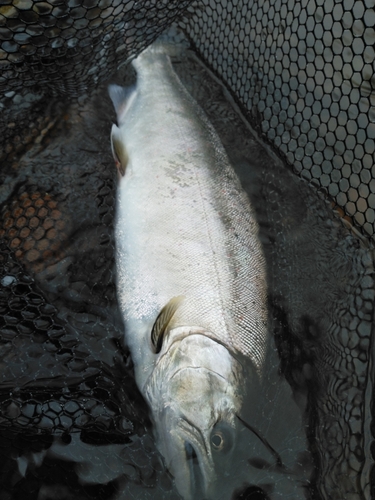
(164, 431, 216, 500)
(154, 406, 215, 499)
(146, 348, 243, 499)
(158, 411, 237, 499)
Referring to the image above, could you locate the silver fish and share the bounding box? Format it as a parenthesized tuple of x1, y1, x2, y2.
(109, 42, 308, 499)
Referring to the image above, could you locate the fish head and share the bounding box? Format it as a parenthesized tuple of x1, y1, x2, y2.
(145, 328, 246, 499)
(160, 368, 240, 499)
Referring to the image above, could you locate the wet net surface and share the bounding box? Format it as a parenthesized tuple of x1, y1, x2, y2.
(0, 1, 375, 499)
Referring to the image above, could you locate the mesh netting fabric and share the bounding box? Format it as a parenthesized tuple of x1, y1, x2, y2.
(1, 0, 374, 239)
(0, 0, 193, 171)
(0, 1, 375, 500)
(0, 0, 192, 95)
(181, 0, 375, 239)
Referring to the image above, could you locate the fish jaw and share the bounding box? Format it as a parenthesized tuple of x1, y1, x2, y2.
(151, 369, 239, 500)
(144, 329, 245, 499)
(159, 407, 217, 500)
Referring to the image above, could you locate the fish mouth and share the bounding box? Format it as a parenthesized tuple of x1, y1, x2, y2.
(184, 441, 207, 499)
(160, 416, 215, 500)
(146, 330, 245, 499)
(158, 411, 216, 500)
(150, 366, 239, 500)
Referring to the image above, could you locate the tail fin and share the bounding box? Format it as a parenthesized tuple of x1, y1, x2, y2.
(108, 84, 136, 122)
(157, 24, 190, 49)
(132, 26, 190, 69)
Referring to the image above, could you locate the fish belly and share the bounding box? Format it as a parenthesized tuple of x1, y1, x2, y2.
(114, 50, 267, 390)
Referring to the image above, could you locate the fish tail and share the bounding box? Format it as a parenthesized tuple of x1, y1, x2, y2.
(108, 84, 136, 121)
(133, 27, 189, 69)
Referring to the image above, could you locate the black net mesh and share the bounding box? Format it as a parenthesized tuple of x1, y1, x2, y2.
(0, 0, 192, 172)
(181, 0, 375, 239)
(1, 1, 374, 235)
(0, 1, 374, 499)
(0, 0, 192, 95)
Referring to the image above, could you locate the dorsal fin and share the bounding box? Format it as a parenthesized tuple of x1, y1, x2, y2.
(151, 296, 185, 354)
(111, 124, 128, 176)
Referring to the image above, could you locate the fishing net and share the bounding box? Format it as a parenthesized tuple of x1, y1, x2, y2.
(1, 0, 374, 233)
(0, 0, 374, 499)
(181, 0, 375, 240)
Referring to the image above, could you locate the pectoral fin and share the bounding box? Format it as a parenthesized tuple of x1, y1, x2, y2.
(111, 124, 128, 176)
(151, 296, 185, 353)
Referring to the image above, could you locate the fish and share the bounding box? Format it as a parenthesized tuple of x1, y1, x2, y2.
(109, 41, 309, 499)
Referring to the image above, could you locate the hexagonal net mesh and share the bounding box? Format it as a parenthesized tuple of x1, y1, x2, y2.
(1, 0, 374, 238)
(0, 0, 193, 169)
(180, 0, 375, 239)
(0, 0, 374, 499)
(0, 0, 192, 95)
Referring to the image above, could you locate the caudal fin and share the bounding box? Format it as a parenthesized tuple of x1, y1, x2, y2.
(132, 26, 190, 69)
(108, 84, 136, 122)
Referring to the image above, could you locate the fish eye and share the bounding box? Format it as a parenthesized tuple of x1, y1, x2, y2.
(211, 431, 225, 451)
(210, 424, 234, 454)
